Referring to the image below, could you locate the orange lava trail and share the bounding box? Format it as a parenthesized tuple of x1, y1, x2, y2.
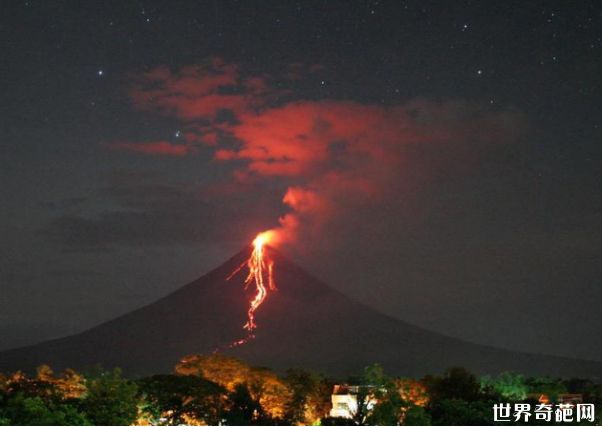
(226, 231, 276, 346)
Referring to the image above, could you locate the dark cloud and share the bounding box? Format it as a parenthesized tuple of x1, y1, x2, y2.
(42, 170, 278, 250)
(127, 57, 282, 122)
(39, 197, 87, 211)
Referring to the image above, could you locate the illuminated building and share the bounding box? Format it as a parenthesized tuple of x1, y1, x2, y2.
(329, 385, 378, 418)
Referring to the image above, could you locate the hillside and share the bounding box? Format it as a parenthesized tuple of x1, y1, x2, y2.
(1, 246, 600, 378)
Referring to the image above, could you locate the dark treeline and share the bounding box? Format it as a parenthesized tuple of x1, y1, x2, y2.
(1, 354, 601, 425)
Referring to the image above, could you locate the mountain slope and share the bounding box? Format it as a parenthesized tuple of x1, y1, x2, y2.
(0, 246, 600, 378)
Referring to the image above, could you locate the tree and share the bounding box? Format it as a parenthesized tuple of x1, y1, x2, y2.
(424, 367, 482, 403)
(428, 398, 493, 426)
(396, 378, 429, 407)
(423, 368, 497, 426)
(54, 369, 87, 400)
(526, 376, 567, 402)
(480, 372, 527, 401)
(368, 397, 404, 425)
(283, 368, 331, 425)
(0, 366, 89, 425)
(360, 364, 404, 425)
(321, 415, 355, 425)
(395, 379, 430, 425)
(0, 394, 89, 425)
(4, 369, 57, 400)
(247, 367, 292, 421)
(176, 354, 252, 390)
(80, 368, 139, 425)
(349, 385, 372, 426)
(224, 383, 262, 425)
(402, 405, 431, 426)
(137, 374, 226, 425)
(176, 354, 292, 420)
(581, 382, 602, 406)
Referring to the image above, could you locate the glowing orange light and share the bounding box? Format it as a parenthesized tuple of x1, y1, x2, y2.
(226, 231, 277, 346)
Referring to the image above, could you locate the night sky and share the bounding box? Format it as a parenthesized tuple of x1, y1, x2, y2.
(1, 1, 601, 361)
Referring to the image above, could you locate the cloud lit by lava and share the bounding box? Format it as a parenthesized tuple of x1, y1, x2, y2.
(114, 57, 526, 252)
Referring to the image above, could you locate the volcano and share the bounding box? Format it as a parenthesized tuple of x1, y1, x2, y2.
(0, 246, 600, 378)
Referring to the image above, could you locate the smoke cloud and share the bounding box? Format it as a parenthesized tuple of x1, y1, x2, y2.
(117, 58, 526, 250)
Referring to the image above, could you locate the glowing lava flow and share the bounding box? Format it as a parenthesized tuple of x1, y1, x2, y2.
(226, 231, 277, 346)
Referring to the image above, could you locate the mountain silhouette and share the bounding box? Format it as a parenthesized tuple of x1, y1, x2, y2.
(1, 246, 600, 378)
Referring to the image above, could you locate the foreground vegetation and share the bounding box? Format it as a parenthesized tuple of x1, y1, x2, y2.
(1, 354, 601, 425)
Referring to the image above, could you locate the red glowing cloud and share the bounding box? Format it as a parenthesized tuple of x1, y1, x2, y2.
(117, 60, 526, 247)
(128, 57, 274, 122)
(219, 99, 521, 179)
(107, 141, 195, 156)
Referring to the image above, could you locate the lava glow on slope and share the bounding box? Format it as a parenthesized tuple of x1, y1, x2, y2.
(226, 231, 277, 346)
